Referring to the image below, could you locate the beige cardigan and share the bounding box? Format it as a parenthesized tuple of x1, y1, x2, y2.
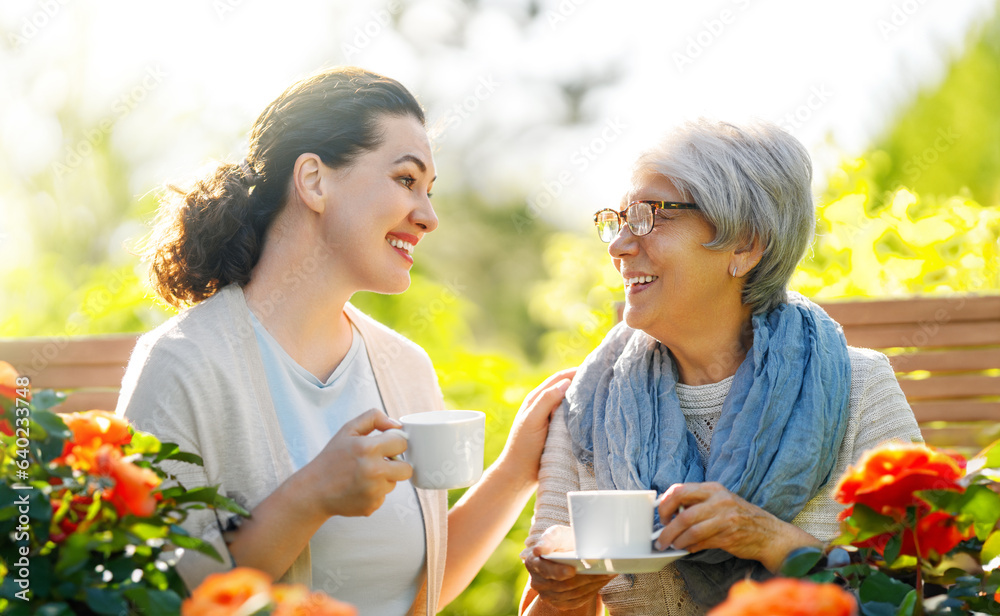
(116, 285, 448, 615)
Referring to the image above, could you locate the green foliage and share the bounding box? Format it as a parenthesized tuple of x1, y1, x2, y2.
(0, 393, 245, 615)
(870, 9, 1000, 207)
(793, 184, 1000, 300)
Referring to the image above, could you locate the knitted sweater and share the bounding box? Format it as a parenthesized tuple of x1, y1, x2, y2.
(116, 285, 448, 616)
(528, 346, 923, 615)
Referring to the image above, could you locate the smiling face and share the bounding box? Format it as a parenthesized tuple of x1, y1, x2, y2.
(317, 113, 438, 296)
(610, 171, 739, 344)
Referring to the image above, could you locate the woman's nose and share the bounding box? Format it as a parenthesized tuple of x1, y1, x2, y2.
(608, 224, 637, 258)
(412, 196, 439, 232)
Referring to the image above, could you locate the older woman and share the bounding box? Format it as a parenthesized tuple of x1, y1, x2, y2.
(520, 120, 922, 615)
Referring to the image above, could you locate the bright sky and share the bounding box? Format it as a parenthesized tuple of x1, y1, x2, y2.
(0, 0, 995, 237)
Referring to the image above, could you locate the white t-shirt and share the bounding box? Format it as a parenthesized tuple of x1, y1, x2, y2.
(251, 313, 426, 615)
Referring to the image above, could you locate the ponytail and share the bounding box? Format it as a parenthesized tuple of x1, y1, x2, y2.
(145, 160, 272, 307)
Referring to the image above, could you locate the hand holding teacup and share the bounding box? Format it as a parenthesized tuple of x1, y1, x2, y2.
(384, 410, 486, 490)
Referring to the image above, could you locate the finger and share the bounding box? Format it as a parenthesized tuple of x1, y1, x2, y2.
(369, 429, 409, 459)
(519, 380, 573, 433)
(532, 575, 615, 608)
(380, 458, 413, 482)
(537, 525, 576, 553)
(526, 550, 577, 581)
(657, 482, 720, 520)
(344, 409, 400, 437)
(669, 516, 728, 553)
(523, 368, 578, 408)
(656, 490, 729, 550)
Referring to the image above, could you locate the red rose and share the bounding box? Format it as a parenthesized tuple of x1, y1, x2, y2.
(835, 442, 965, 517)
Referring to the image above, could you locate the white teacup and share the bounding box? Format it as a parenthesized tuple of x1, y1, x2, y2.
(568, 490, 656, 558)
(392, 410, 485, 490)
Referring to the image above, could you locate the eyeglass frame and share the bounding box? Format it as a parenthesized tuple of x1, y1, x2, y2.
(593, 200, 698, 242)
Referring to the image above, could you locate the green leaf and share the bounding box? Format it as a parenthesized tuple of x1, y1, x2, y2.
(981, 529, 1000, 567)
(848, 504, 899, 541)
(30, 408, 70, 440)
(154, 442, 203, 466)
(128, 430, 162, 455)
(780, 546, 824, 577)
(894, 590, 917, 616)
(972, 438, 1000, 470)
(860, 570, 914, 606)
(35, 603, 74, 616)
(53, 533, 91, 576)
(212, 493, 250, 517)
(85, 587, 127, 615)
(861, 602, 898, 616)
(883, 533, 902, 567)
(171, 486, 221, 505)
(124, 587, 183, 616)
(30, 390, 66, 414)
(808, 570, 838, 584)
(167, 528, 223, 562)
(129, 522, 169, 541)
(914, 489, 963, 512)
(956, 484, 1000, 541)
(145, 589, 182, 616)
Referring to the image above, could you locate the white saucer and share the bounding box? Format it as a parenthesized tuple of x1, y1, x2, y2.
(542, 550, 688, 575)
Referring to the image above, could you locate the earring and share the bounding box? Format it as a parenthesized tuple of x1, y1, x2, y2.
(731, 266, 738, 278)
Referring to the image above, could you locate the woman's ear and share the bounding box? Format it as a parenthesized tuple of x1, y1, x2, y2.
(291, 153, 327, 215)
(730, 236, 765, 279)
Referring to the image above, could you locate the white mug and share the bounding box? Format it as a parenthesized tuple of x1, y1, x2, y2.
(568, 490, 656, 558)
(392, 410, 486, 490)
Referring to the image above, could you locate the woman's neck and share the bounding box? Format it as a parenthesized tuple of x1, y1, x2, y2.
(242, 226, 355, 382)
(660, 309, 755, 386)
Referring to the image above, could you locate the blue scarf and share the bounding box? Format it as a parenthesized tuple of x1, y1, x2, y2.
(564, 293, 851, 607)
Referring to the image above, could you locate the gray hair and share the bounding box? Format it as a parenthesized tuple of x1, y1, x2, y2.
(633, 119, 815, 314)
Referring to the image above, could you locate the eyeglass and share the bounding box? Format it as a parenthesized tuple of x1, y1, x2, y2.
(593, 200, 698, 242)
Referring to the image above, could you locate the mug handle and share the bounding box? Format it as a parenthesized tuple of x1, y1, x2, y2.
(383, 428, 408, 462)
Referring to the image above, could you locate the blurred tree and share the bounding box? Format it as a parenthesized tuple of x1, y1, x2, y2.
(842, 4, 1000, 207)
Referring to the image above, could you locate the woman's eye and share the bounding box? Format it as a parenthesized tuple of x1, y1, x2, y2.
(399, 175, 416, 189)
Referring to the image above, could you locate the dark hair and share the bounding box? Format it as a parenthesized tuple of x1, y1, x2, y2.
(144, 67, 425, 307)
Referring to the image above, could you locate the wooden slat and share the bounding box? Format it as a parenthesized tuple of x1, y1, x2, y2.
(887, 348, 1000, 373)
(26, 365, 128, 389)
(0, 335, 138, 371)
(820, 296, 1000, 327)
(51, 390, 122, 414)
(910, 400, 1000, 423)
(899, 375, 1000, 400)
(840, 321, 1000, 350)
(919, 422, 995, 455)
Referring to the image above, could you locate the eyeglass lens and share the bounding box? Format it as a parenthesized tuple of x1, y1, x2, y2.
(596, 210, 619, 242)
(595, 202, 656, 242)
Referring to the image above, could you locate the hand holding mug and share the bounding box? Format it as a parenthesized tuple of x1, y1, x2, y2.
(387, 410, 486, 490)
(306, 409, 412, 518)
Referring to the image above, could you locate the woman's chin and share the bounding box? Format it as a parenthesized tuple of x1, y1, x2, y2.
(373, 274, 411, 296)
(621, 305, 649, 331)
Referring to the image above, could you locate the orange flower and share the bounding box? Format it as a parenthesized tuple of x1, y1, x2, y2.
(58, 410, 133, 470)
(95, 445, 161, 517)
(0, 360, 24, 401)
(834, 442, 965, 516)
(708, 578, 857, 616)
(62, 410, 132, 451)
(272, 584, 358, 616)
(182, 568, 274, 616)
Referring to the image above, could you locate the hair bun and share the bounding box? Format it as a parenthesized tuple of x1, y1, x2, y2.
(239, 159, 260, 186)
